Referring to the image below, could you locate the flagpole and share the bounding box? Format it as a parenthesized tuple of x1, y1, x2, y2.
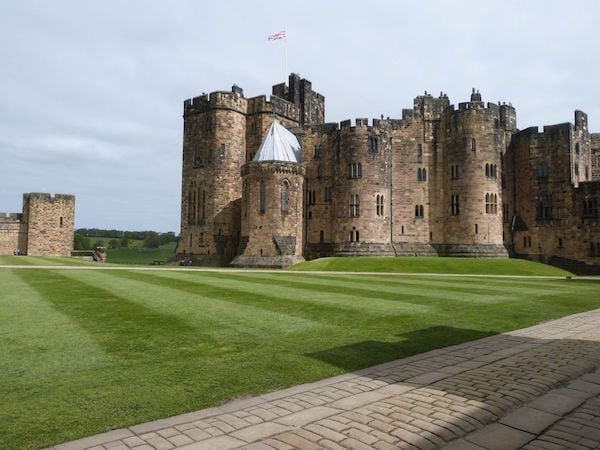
(284, 34, 288, 82)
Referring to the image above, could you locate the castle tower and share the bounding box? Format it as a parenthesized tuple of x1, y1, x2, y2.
(440, 90, 508, 256)
(232, 120, 305, 267)
(20, 193, 75, 256)
(177, 86, 248, 265)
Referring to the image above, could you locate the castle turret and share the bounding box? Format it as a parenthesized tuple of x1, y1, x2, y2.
(232, 120, 305, 267)
(440, 91, 508, 256)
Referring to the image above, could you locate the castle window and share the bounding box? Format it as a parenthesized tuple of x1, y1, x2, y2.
(349, 163, 362, 179)
(368, 136, 379, 154)
(59, 217, 63, 228)
(324, 186, 333, 202)
(451, 164, 460, 179)
(536, 194, 552, 220)
(558, 238, 563, 249)
(486, 164, 498, 178)
(281, 180, 289, 214)
(417, 144, 423, 163)
(417, 168, 427, 181)
(485, 193, 498, 214)
(575, 163, 579, 176)
(475, 224, 478, 234)
(376, 195, 384, 216)
(320, 230, 324, 243)
(349, 227, 360, 242)
(471, 138, 477, 152)
(451, 195, 460, 216)
(259, 181, 266, 214)
(308, 190, 317, 205)
(317, 164, 323, 179)
(219, 144, 225, 159)
(576, 142, 580, 155)
(349, 194, 360, 217)
(314, 146, 323, 159)
(583, 198, 598, 218)
(415, 204, 424, 218)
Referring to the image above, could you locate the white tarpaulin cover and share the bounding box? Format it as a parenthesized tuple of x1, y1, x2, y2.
(253, 119, 301, 163)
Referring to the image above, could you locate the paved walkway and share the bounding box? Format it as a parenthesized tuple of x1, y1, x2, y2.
(50, 309, 600, 450)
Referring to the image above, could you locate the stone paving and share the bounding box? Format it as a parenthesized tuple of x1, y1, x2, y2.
(49, 308, 600, 450)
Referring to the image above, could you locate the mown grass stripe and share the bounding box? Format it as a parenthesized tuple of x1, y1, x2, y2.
(59, 269, 323, 339)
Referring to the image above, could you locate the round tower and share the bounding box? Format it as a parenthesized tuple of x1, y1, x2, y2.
(177, 86, 248, 265)
(231, 120, 305, 267)
(441, 90, 507, 256)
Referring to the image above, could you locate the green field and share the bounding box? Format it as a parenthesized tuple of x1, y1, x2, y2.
(0, 257, 599, 449)
(105, 241, 176, 265)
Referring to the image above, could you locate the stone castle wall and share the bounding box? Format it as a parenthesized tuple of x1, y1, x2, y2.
(179, 74, 599, 269)
(19, 193, 75, 256)
(0, 213, 24, 255)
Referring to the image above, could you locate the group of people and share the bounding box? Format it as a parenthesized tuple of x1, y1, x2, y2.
(13, 249, 22, 255)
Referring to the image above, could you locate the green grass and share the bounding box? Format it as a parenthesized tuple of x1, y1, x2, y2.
(0, 259, 599, 449)
(289, 256, 572, 276)
(105, 242, 176, 264)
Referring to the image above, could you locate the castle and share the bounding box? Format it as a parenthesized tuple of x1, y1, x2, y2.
(176, 74, 600, 271)
(0, 193, 75, 257)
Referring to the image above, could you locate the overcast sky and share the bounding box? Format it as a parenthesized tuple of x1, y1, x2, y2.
(1, 1, 599, 233)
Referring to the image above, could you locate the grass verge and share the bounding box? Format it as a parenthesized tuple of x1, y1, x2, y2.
(0, 259, 598, 448)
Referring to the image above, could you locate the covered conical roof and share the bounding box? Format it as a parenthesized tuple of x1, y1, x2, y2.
(253, 119, 301, 163)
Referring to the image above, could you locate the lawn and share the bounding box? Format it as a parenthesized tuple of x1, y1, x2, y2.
(105, 241, 176, 265)
(0, 259, 599, 449)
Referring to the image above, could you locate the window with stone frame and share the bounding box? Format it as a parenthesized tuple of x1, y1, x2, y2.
(415, 204, 424, 218)
(536, 194, 552, 220)
(368, 136, 379, 155)
(417, 144, 423, 163)
(349, 194, 360, 217)
(348, 163, 362, 179)
(583, 197, 598, 218)
(281, 180, 289, 214)
(451, 195, 460, 216)
(417, 168, 427, 182)
(450, 164, 460, 180)
(376, 195, 384, 216)
(485, 193, 498, 214)
(324, 186, 333, 202)
(259, 181, 266, 214)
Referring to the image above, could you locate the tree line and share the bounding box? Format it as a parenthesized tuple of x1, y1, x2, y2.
(74, 229, 178, 250)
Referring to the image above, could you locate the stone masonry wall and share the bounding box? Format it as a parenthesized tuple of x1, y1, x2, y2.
(22, 193, 75, 256)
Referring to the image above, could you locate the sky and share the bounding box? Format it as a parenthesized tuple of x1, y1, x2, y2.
(1, 1, 599, 233)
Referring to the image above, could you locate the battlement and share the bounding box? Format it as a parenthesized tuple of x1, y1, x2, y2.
(339, 117, 399, 129)
(184, 85, 248, 116)
(23, 193, 75, 203)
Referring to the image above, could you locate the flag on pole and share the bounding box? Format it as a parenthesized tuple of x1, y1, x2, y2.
(268, 30, 286, 41)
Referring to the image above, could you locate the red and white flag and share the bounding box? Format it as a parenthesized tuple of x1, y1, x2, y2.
(268, 30, 286, 41)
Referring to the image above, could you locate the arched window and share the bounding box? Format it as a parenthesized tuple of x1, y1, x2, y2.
(485, 164, 490, 177)
(376, 195, 384, 216)
(485, 193, 490, 214)
(355, 195, 360, 216)
(59, 217, 64, 228)
(357, 163, 362, 178)
(281, 180, 289, 214)
(259, 181, 266, 214)
(419, 205, 424, 217)
(471, 138, 477, 151)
